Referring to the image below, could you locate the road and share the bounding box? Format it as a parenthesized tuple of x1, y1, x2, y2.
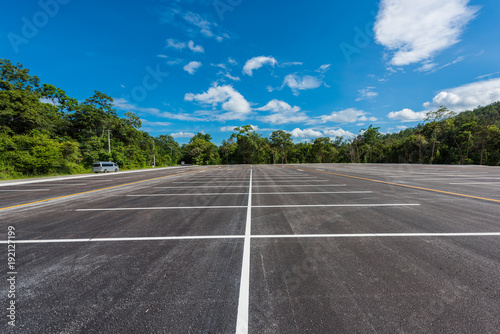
(1, 164, 499, 333)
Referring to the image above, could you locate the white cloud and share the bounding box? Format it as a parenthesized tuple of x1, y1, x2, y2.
(184, 85, 252, 121)
(283, 74, 323, 95)
(166, 38, 186, 50)
(188, 40, 204, 53)
(356, 87, 378, 101)
(183, 61, 202, 74)
(140, 119, 172, 127)
(171, 132, 195, 138)
(374, 0, 478, 66)
(396, 125, 408, 130)
(220, 126, 239, 132)
(256, 99, 309, 125)
(225, 73, 241, 81)
(423, 78, 500, 112)
(290, 128, 323, 139)
(281, 61, 303, 67)
(323, 128, 355, 139)
(228, 58, 237, 65)
(219, 125, 260, 132)
(387, 108, 427, 122)
(157, 111, 208, 122)
(156, 54, 168, 58)
(243, 56, 277, 76)
(317, 108, 369, 123)
(316, 64, 331, 74)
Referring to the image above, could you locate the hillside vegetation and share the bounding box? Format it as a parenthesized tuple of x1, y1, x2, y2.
(1, 59, 499, 179)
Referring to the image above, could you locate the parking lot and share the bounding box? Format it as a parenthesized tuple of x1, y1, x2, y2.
(1, 164, 499, 333)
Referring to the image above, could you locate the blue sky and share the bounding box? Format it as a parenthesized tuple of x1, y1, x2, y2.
(2, 0, 500, 144)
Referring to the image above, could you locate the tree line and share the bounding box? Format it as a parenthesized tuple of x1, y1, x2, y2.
(1, 59, 499, 179)
(181, 107, 500, 166)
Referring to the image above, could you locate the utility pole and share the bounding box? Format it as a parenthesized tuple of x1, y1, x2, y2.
(153, 140, 156, 167)
(107, 130, 111, 154)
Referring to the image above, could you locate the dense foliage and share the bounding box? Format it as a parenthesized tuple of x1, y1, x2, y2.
(0, 59, 177, 179)
(1, 59, 499, 179)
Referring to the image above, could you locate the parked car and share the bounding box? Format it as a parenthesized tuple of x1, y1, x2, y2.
(92, 161, 119, 173)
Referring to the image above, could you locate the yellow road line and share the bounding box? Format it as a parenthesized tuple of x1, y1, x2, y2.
(0, 167, 216, 211)
(284, 165, 500, 203)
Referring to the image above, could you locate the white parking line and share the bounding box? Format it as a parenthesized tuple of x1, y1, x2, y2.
(0, 189, 51, 192)
(449, 182, 500, 185)
(254, 204, 420, 208)
(251, 232, 500, 238)
(2, 232, 498, 244)
(254, 191, 372, 195)
(127, 193, 249, 196)
(126, 191, 372, 197)
(154, 184, 346, 188)
(0, 235, 245, 244)
(76, 206, 246, 211)
(76, 203, 419, 211)
(236, 169, 252, 334)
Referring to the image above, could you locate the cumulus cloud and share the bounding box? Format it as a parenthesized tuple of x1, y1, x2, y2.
(256, 99, 309, 124)
(283, 74, 323, 95)
(317, 108, 371, 123)
(374, 0, 478, 66)
(243, 56, 277, 76)
(423, 78, 500, 112)
(290, 128, 323, 139)
(356, 87, 378, 101)
(387, 108, 427, 122)
(171, 132, 196, 138)
(323, 128, 355, 139)
(184, 85, 252, 121)
(183, 61, 202, 74)
(289, 128, 354, 140)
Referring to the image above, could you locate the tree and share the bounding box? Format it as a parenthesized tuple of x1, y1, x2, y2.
(270, 130, 293, 164)
(312, 137, 330, 163)
(361, 125, 382, 162)
(425, 106, 456, 164)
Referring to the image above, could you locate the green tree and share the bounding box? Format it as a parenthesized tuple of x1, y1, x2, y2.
(425, 106, 456, 164)
(270, 130, 293, 164)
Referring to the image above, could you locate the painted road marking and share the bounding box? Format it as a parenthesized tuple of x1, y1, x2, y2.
(76, 203, 419, 211)
(76, 206, 247, 211)
(126, 191, 373, 197)
(0, 189, 51, 192)
(154, 184, 347, 189)
(0, 168, 215, 211)
(284, 166, 500, 203)
(236, 168, 252, 334)
(1, 232, 499, 244)
(251, 232, 500, 238)
(449, 182, 500, 185)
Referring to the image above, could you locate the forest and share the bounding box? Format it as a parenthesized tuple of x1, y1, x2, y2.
(1, 59, 499, 179)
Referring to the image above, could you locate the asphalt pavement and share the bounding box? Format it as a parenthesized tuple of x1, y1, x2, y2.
(1, 164, 499, 333)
